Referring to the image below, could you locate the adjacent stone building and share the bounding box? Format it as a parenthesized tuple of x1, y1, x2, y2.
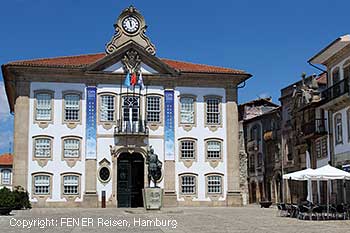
(0, 153, 13, 190)
(1, 6, 251, 207)
(239, 98, 281, 203)
(279, 72, 327, 203)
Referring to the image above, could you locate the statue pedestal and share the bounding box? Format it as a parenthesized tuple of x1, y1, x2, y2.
(143, 187, 163, 210)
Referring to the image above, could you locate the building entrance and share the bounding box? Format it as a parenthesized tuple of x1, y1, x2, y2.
(117, 153, 144, 207)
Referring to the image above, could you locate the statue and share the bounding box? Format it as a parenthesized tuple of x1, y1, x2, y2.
(146, 146, 162, 187)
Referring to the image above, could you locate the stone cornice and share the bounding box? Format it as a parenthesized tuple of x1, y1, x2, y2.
(3, 64, 250, 112)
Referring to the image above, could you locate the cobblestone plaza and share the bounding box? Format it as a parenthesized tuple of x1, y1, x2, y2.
(1, 206, 349, 233)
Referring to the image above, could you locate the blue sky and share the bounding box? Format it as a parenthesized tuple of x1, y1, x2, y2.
(0, 0, 349, 154)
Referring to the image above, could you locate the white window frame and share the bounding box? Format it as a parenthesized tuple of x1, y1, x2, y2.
(64, 94, 80, 121)
(207, 140, 221, 159)
(1, 169, 11, 185)
(335, 113, 343, 145)
(63, 175, 79, 195)
(34, 175, 50, 195)
(35, 92, 52, 121)
(34, 138, 51, 158)
(180, 97, 195, 124)
(100, 95, 115, 122)
(63, 138, 80, 158)
(146, 95, 161, 123)
(207, 175, 222, 194)
(206, 98, 221, 125)
(180, 140, 195, 159)
(181, 175, 196, 195)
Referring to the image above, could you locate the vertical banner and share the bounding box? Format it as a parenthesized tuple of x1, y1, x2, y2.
(85, 86, 97, 159)
(164, 90, 175, 161)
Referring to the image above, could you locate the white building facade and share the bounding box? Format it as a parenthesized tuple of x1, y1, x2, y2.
(309, 35, 350, 203)
(2, 6, 251, 207)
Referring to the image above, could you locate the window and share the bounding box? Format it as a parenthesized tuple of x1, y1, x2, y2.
(206, 98, 220, 124)
(335, 113, 343, 144)
(180, 140, 195, 159)
(99, 167, 111, 183)
(1, 169, 11, 185)
(250, 124, 261, 141)
(146, 96, 161, 123)
(316, 137, 328, 159)
(207, 140, 221, 159)
(34, 138, 51, 158)
(34, 175, 50, 195)
(180, 97, 194, 124)
(286, 139, 293, 161)
(181, 175, 196, 195)
(100, 95, 115, 121)
(344, 63, 350, 80)
(63, 175, 79, 195)
(64, 94, 80, 121)
(122, 96, 139, 122)
(63, 138, 80, 158)
(207, 175, 222, 194)
(249, 155, 255, 170)
(332, 68, 340, 85)
(36, 93, 52, 120)
(257, 153, 263, 167)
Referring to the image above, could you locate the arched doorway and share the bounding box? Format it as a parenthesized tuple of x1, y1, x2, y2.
(117, 153, 144, 207)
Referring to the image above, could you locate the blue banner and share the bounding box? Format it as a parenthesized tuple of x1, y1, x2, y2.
(85, 86, 97, 159)
(164, 90, 175, 161)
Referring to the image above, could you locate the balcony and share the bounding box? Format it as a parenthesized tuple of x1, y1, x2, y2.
(322, 78, 349, 101)
(114, 120, 149, 136)
(301, 119, 327, 138)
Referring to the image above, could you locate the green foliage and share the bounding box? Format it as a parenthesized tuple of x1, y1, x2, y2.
(0, 187, 15, 208)
(13, 186, 31, 209)
(0, 186, 31, 209)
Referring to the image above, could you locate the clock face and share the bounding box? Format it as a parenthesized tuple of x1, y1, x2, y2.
(122, 16, 140, 33)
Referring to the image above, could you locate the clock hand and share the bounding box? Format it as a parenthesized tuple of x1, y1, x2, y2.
(129, 20, 132, 27)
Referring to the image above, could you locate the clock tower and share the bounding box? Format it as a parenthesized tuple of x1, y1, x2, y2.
(105, 5, 156, 55)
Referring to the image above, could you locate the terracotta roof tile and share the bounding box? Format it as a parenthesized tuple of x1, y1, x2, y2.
(160, 58, 246, 74)
(0, 153, 13, 166)
(8, 53, 106, 68)
(7, 53, 247, 75)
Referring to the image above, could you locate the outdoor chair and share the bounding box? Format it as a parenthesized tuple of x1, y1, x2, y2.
(336, 204, 347, 220)
(345, 204, 350, 220)
(290, 204, 299, 218)
(277, 203, 289, 217)
(329, 205, 337, 220)
(297, 205, 313, 220)
(311, 205, 324, 221)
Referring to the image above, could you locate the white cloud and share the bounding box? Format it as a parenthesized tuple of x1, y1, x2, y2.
(0, 81, 12, 122)
(0, 130, 13, 152)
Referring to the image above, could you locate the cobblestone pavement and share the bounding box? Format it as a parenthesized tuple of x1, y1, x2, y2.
(0, 205, 349, 233)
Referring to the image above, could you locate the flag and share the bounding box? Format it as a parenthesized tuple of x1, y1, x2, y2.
(124, 72, 130, 88)
(137, 72, 145, 90)
(131, 73, 137, 86)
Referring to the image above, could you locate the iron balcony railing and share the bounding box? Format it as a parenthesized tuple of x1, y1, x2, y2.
(115, 119, 149, 135)
(302, 118, 327, 136)
(322, 78, 349, 102)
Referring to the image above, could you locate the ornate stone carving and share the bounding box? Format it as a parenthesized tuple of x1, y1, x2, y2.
(121, 50, 141, 74)
(292, 73, 322, 108)
(105, 5, 156, 55)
